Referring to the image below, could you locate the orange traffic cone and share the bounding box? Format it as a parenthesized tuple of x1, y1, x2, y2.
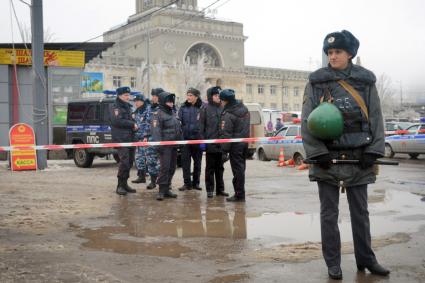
(277, 147, 285, 167)
(297, 161, 309, 170)
(285, 158, 295, 167)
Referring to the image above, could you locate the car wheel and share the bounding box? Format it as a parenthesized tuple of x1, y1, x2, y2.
(384, 144, 395, 158)
(293, 153, 304, 165)
(73, 149, 95, 168)
(258, 148, 269, 161)
(409, 153, 419, 159)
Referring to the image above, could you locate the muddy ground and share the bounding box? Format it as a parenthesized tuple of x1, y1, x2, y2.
(0, 154, 424, 282)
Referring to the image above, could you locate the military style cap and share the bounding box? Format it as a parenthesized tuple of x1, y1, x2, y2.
(323, 30, 360, 58)
(219, 89, 236, 102)
(116, 86, 131, 96)
(133, 93, 146, 101)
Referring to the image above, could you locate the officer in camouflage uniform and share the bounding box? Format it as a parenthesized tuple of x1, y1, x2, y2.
(131, 93, 161, 188)
(301, 30, 389, 280)
(132, 94, 150, 184)
(143, 88, 163, 190)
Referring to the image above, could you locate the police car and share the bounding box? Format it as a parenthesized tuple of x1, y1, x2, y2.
(385, 121, 414, 136)
(385, 121, 425, 159)
(256, 123, 306, 165)
(66, 97, 118, 167)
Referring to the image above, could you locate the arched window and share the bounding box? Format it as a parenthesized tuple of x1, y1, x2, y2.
(185, 43, 222, 67)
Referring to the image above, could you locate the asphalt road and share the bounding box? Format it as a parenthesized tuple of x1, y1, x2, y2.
(0, 154, 424, 282)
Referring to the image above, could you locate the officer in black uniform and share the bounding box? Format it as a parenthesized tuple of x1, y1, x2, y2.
(150, 91, 182, 201)
(110, 86, 138, 195)
(219, 89, 250, 202)
(200, 86, 229, 198)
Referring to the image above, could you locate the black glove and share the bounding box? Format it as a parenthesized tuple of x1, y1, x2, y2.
(222, 153, 229, 163)
(359, 153, 378, 169)
(315, 154, 332, 170)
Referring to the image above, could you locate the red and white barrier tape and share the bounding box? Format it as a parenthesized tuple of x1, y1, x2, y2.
(0, 136, 287, 152)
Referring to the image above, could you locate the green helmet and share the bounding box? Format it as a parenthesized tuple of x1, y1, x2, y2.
(307, 102, 344, 140)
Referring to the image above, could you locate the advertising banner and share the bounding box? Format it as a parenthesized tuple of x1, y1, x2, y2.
(9, 123, 37, 171)
(0, 48, 85, 67)
(81, 72, 104, 93)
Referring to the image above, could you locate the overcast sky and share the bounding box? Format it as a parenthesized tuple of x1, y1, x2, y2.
(1, 0, 424, 100)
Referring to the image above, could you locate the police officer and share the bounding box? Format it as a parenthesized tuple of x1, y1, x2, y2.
(178, 87, 205, 191)
(151, 91, 181, 201)
(301, 30, 389, 279)
(143, 88, 164, 190)
(219, 89, 250, 202)
(200, 86, 229, 198)
(110, 86, 138, 195)
(131, 94, 150, 184)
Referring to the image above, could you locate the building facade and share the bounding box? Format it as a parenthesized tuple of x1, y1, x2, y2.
(85, 0, 309, 110)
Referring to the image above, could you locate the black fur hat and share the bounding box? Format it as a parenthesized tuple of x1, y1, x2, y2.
(151, 88, 164, 97)
(323, 30, 360, 58)
(207, 86, 221, 97)
(219, 89, 236, 102)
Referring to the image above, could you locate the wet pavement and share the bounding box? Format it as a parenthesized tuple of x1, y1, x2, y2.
(0, 154, 425, 282)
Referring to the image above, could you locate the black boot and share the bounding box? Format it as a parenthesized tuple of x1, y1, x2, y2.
(164, 189, 177, 198)
(123, 178, 136, 193)
(357, 263, 390, 276)
(116, 177, 127, 196)
(157, 185, 166, 201)
(328, 266, 343, 280)
(146, 175, 157, 190)
(226, 195, 245, 202)
(132, 170, 146, 183)
(216, 190, 229, 197)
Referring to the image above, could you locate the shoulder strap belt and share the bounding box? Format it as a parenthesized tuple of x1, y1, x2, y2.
(337, 80, 369, 120)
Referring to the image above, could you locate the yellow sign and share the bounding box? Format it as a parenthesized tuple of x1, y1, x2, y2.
(15, 158, 36, 166)
(0, 48, 85, 67)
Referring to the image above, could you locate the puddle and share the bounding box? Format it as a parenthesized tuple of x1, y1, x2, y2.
(208, 273, 249, 283)
(247, 190, 425, 244)
(77, 190, 424, 257)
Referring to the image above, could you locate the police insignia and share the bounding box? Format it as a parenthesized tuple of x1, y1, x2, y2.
(114, 109, 119, 116)
(328, 36, 335, 43)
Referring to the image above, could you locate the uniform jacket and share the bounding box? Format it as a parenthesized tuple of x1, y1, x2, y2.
(110, 97, 136, 143)
(151, 93, 182, 144)
(134, 103, 152, 140)
(199, 93, 223, 153)
(301, 63, 385, 187)
(219, 100, 250, 152)
(178, 98, 204, 140)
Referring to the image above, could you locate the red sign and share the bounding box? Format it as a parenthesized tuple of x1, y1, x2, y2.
(9, 123, 37, 171)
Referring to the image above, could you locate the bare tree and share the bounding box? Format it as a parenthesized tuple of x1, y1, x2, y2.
(376, 73, 396, 117)
(21, 22, 56, 43)
(176, 54, 208, 102)
(398, 108, 420, 121)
